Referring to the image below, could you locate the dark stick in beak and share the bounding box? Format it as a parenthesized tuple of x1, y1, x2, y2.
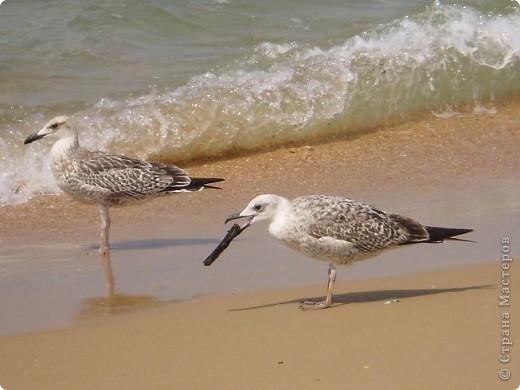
(203, 214, 254, 266)
(203, 223, 243, 266)
(24, 132, 46, 145)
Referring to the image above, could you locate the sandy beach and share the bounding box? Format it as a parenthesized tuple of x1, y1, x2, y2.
(0, 101, 519, 389)
(0, 262, 515, 389)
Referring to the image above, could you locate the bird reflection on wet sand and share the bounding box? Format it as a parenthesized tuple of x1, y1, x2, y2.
(74, 237, 219, 322)
(74, 252, 163, 322)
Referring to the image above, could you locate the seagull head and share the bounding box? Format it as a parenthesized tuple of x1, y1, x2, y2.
(225, 194, 286, 229)
(24, 116, 73, 144)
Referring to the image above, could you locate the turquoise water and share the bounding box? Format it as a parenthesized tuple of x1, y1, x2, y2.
(0, 0, 519, 204)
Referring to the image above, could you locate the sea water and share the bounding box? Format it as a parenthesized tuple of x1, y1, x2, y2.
(0, 0, 519, 204)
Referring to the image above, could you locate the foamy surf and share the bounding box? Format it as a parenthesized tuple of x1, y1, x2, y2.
(1, 1, 519, 205)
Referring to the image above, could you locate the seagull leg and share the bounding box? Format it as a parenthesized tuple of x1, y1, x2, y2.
(98, 205, 111, 254)
(100, 251, 116, 298)
(301, 263, 336, 310)
(325, 263, 337, 306)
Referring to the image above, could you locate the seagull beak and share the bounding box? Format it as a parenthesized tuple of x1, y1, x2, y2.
(225, 213, 254, 229)
(24, 131, 47, 145)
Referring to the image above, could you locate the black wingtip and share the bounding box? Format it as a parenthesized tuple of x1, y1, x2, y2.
(193, 177, 224, 184)
(189, 177, 225, 190)
(425, 226, 473, 243)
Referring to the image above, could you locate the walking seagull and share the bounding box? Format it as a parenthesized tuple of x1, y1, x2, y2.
(225, 194, 473, 310)
(24, 116, 224, 254)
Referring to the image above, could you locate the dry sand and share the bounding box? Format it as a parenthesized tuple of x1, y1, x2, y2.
(0, 101, 519, 389)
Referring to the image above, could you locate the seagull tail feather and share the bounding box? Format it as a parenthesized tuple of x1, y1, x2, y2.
(424, 226, 474, 243)
(187, 177, 225, 191)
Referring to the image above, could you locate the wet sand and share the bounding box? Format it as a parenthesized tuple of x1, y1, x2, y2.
(0, 262, 516, 389)
(0, 101, 519, 388)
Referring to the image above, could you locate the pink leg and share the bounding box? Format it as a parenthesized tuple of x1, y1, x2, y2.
(98, 205, 111, 254)
(301, 263, 336, 310)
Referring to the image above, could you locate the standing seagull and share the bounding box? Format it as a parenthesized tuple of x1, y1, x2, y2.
(226, 194, 473, 310)
(24, 116, 224, 254)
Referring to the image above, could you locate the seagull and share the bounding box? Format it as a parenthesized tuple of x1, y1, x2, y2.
(24, 116, 224, 254)
(225, 194, 473, 310)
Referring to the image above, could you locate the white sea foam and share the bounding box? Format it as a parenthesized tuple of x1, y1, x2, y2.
(2, 3, 519, 205)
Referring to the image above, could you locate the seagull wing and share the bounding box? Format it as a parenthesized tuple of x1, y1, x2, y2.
(67, 149, 191, 204)
(302, 197, 428, 253)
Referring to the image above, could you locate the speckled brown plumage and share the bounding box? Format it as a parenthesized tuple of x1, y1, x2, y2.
(52, 148, 204, 206)
(24, 116, 224, 253)
(226, 194, 473, 310)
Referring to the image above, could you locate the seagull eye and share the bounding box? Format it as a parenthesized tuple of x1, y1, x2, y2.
(50, 123, 59, 130)
(253, 204, 263, 212)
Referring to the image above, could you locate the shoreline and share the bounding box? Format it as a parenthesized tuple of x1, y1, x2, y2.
(0, 100, 519, 335)
(3, 99, 519, 242)
(0, 99, 518, 388)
